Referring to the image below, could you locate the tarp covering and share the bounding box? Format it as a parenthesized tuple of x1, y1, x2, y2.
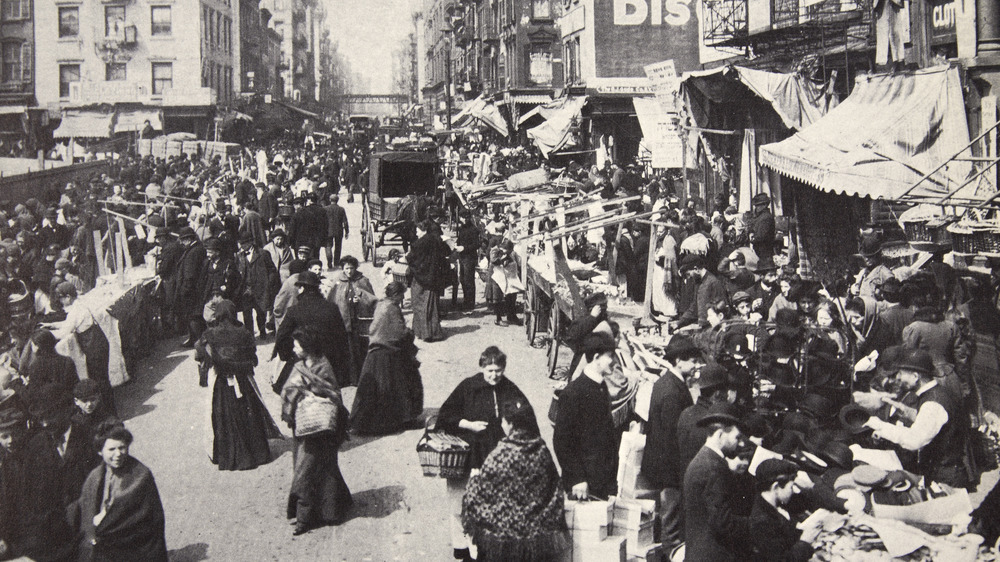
(526, 96, 587, 157)
(518, 96, 581, 126)
(760, 66, 975, 201)
(53, 111, 115, 139)
(453, 95, 509, 137)
(278, 101, 319, 119)
(735, 67, 839, 130)
(114, 109, 162, 134)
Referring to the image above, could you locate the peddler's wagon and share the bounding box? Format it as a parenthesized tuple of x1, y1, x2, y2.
(362, 150, 439, 264)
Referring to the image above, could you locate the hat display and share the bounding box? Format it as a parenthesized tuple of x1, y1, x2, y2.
(756, 458, 799, 487)
(751, 193, 771, 206)
(839, 403, 872, 435)
(73, 379, 101, 401)
(696, 403, 744, 430)
(816, 439, 855, 470)
(678, 253, 705, 272)
(580, 333, 617, 356)
(896, 348, 934, 376)
(663, 335, 701, 361)
(295, 271, 321, 288)
(178, 226, 197, 240)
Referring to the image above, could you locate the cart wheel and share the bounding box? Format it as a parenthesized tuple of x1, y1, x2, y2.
(525, 284, 537, 342)
(362, 227, 374, 262)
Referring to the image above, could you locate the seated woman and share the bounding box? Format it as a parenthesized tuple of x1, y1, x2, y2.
(72, 421, 168, 562)
(462, 400, 567, 562)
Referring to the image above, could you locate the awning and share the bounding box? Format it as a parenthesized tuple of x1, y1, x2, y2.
(759, 66, 974, 201)
(526, 96, 587, 157)
(453, 95, 509, 137)
(508, 93, 552, 105)
(278, 101, 320, 119)
(53, 110, 115, 139)
(518, 96, 577, 126)
(114, 109, 163, 134)
(0, 105, 27, 115)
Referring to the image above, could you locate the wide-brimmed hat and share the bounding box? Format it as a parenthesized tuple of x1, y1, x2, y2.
(857, 235, 883, 258)
(178, 226, 197, 240)
(752, 193, 771, 206)
(696, 403, 745, 430)
(697, 363, 730, 391)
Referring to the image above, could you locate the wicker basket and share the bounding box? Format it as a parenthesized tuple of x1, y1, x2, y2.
(903, 222, 932, 242)
(416, 430, 471, 479)
(948, 219, 1000, 254)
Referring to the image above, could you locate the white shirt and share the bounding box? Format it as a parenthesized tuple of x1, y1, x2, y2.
(868, 380, 948, 451)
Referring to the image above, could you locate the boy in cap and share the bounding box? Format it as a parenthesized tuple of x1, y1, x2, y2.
(749, 458, 819, 561)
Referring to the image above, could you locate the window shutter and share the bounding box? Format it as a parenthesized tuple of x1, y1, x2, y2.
(20, 41, 31, 84)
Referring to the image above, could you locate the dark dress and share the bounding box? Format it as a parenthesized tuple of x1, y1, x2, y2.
(327, 271, 377, 386)
(350, 300, 423, 435)
(281, 357, 352, 526)
(438, 374, 534, 469)
(274, 289, 352, 388)
(195, 322, 278, 471)
(407, 231, 450, 341)
(73, 457, 168, 562)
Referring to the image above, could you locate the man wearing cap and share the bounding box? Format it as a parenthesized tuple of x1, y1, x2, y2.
(749, 459, 819, 561)
(272, 271, 351, 391)
(675, 254, 728, 330)
(643, 335, 704, 551)
(852, 234, 896, 298)
(176, 226, 207, 346)
(563, 293, 610, 374)
(683, 403, 752, 561)
(236, 232, 280, 339)
(553, 333, 620, 500)
(324, 193, 349, 269)
(677, 363, 736, 470)
(864, 348, 970, 488)
(744, 192, 776, 265)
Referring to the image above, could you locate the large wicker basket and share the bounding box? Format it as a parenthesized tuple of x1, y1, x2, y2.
(898, 205, 952, 252)
(947, 219, 1000, 255)
(416, 429, 471, 479)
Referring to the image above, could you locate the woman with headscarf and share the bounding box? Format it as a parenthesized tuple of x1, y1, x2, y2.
(280, 328, 352, 535)
(844, 296, 894, 357)
(195, 299, 278, 471)
(327, 255, 377, 386)
(350, 281, 423, 435)
(407, 220, 450, 342)
(462, 400, 567, 562)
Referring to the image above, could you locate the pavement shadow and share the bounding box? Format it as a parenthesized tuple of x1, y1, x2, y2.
(340, 432, 386, 453)
(168, 542, 208, 561)
(116, 345, 188, 421)
(347, 485, 407, 521)
(445, 324, 480, 336)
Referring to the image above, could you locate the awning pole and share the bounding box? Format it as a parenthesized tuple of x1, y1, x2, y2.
(931, 158, 1000, 206)
(895, 120, 1000, 201)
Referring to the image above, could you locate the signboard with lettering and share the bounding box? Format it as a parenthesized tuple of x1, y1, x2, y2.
(70, 82, 150, 105)
(928, 0, 957, 45)
(644, 59, 679, 112)
(594, 0, 701, 78)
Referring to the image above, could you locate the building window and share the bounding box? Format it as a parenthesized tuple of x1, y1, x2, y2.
(532, 0, 551, 19)
(59, 64, 80, 98)
(105, 5, 125, 38)
(58, 7, 79, 38)
(1, 0, 28, 21)
(529, 44, 553, 86)
(152, 62, 172, 94)
(151, 6, 171, 36)
(106, 62, 126, 81)
(1, 43, 21, 83)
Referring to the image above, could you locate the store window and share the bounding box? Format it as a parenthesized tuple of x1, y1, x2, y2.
(529, 44, 552, 86)
(59, 63, 80, 97)
(105, 5, 125, 38)
(58, 7, 79, 38)
(151, 6, 171, 36)
(106, 62, 126, 81)
(152, 62, 172, 94)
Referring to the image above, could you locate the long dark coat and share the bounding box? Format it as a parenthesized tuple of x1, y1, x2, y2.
(642, 371, 694, 489)
(237, 248, 280, 312)
(274, 290, 351, 387)
(407, 231, 451, 293)
(73, 457, 168, 562)
(683, 447, 752, 562)
(552, 375, 618, 499)
(289, 204, 328, 252)
(175, 240, 207, 319)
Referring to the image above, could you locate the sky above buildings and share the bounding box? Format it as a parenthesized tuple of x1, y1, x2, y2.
(323, 0, 419, 93)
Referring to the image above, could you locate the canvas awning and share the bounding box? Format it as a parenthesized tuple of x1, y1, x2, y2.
(53, 110, 115, 139)
(526, 96, 587, 157)
(278, 101, 319, 119)
(453, 95, 509, 137)
(114, 109, 163, 134)
(759, 66, 974, 201)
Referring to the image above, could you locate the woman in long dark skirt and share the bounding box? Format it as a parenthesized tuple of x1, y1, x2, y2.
(351, 281, 424, 435)
(195, 300, 278, 471)
(327, 255, 377, 386)
(281, 328, 352, 535)
(407, 220, 449, 342)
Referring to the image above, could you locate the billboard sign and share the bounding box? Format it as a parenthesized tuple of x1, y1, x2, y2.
(594, 0, 702, 78)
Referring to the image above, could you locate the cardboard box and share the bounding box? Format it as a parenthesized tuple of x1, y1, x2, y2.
(611, 496, 656, 530)
(626, 543, 664, 562)
(565, 500, 614, 530)
(571, 525, 609, 542)
(611, 520, 655, 556)
(572, 535, 627, 562)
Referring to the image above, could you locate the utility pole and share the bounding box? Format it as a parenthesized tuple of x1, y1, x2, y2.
(445, 35, 453, 130)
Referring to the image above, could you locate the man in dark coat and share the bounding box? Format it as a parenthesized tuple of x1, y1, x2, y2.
(676, 363, 735, 472)
(744, 192, 776, 265)
(272, 271, 351, 390)
(553, 334, 619, 500)
(175, 227, 207, 346)
(749, 459, 817, 562)
(642, 335, 704, 551)
(199, 237, 244, 309)
(256, 182, 279, 229)
(675, 254, 729, 329)
(683, 404, 752, 562)
(455, 214, 480, 310)
(324, 193, 349, 269)
(288, 193, 328, 259)
(563, 293, 610, 374)
(155, 229, 184, 332)
(236, 233, 280, 338)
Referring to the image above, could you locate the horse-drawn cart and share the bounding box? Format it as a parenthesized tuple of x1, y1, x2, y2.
(362, 150, 439, 264)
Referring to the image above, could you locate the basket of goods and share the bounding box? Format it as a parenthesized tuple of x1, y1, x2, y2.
(947, 214, 1000, 255)
(416, 422, 471, 479)
(897, 205, 953, 252)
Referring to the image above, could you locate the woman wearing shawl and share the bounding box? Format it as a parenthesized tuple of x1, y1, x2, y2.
(72, 421, 168, 562)
(407, 220, 450, 341)
(327, 255, 376, 386)
(462, 400, 567, 562)
(280, 328, 352, 535)
(350, 281, 424, 434)
(194, 300, 278, 471)
(844, 296, 894, 356)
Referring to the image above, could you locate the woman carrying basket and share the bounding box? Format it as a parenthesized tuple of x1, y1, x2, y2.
(437, 346, 536, 562)
(280, 328, 353, 536)
(327, 255, 376, 386)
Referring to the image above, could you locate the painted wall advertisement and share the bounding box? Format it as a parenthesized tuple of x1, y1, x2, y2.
(594, 0, 702, 78)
